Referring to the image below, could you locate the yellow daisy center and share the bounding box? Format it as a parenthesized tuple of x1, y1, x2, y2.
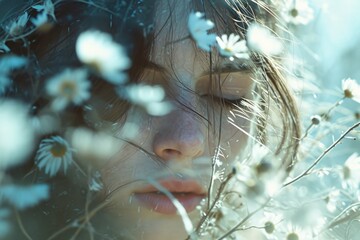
(264, 221, 275, 234)
(287, 232, 299, 240)
(343, 166, 350, 180)
(60, 81, 77, 99)
(224, 47, 233, 53)
(355, 112, 360, 120)
(344, 89, 353, 98)
(290, 8, 298, 18)
(50, 142, 67, 157)
(87, 60, 102, 73)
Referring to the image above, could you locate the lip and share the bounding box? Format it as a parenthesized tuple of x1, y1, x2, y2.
(133, 179, 207, 215)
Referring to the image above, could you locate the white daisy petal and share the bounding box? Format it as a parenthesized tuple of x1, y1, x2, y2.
(32, 0, 56, 21)
(188, 12, 216, 52)
(46, 68, 91, 111)
(216, 33, 249, 59)
(7, 12, 29, 36)
(76, 30, 131, 84)
(0, 100, 35, 169)
(281, 0, 314, 25)
(342, 78, 360, 103)
(247, 23, 283, 56)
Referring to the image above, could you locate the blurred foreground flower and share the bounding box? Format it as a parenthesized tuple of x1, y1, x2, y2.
(120, 84, 173, 116)
(32, 0, 56, 21)
(282, 0, 314, 25)
(31, 12, 53, 32)
(0, 184, 49, 209)
(35, 136, 74, 177)
(342, 78, 360, 103)
(216, 33, 249, 60)
(342, 153, 360, 188)
(68, 127, 122, 166)
(76, 30, 131, 84)
(247, 23, 283, 56)
(188, 12, 216, 52)
(0, 100, 34, 169)
(46, 68, 90, 111)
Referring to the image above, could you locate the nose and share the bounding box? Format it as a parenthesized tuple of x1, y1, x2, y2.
(152, 109, 205, 161)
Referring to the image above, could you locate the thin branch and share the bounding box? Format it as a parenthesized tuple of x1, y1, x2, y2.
(47, 200, 110, 240)
(284, 121, 360, 187)
(216, 198, 270, 240)
(189, 172, 235, 239)
(300, 97, 344, 141)
(14, 209, 33, 240)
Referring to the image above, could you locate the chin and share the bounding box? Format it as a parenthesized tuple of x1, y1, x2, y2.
(103, 208, 201, 240)
(132, 217, 190, 240)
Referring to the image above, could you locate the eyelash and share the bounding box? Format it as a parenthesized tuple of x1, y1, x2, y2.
(202, 94, 244, 106)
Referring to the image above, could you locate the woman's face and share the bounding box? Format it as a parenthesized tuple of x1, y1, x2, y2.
(99, 2, 254, 239)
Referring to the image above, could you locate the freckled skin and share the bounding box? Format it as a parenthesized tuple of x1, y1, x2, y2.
(99, 1, 253, 239)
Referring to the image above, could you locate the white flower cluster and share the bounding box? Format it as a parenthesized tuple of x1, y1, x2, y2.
(120, 84, 173, 116)
(188, 11, 285, 59)
(281, 0, 314, 25)
(342, 78, 360, 103)
(76, 30, 131, 85)
(3, 0, 56, 39)
(188, 11, 251, 59)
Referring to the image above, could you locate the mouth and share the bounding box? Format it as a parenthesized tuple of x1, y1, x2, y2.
(133, 179, 207, 215)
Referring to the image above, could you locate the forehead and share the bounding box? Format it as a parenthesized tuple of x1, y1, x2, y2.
(149, 1, 213, 85)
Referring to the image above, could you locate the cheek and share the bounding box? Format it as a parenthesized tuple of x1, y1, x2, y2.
(100, 113, 155, 191)
(220, 108, 252, 161)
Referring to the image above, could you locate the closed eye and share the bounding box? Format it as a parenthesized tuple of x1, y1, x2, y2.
(201, 94, 244, 107)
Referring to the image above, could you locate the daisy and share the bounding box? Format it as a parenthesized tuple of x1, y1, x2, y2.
(260, 210, 284, 236)
(32, 0, 56, 21)
(342, 78, 360, 103)
(7, 12, 28, 37)
(282, 0, 314, 25)
(31, 12, 48, 26)
(35, 136, 74, 177)
(76, 30, 131, 84)
(0, 100, 34, 169)
(188, 12, 216, 52)
(31, 12, 53, 32)
(46, 68, 91, 111)
(246, 23, 283, 56)
(216, 33, 249, 60)
(120, 84, 173, 116)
